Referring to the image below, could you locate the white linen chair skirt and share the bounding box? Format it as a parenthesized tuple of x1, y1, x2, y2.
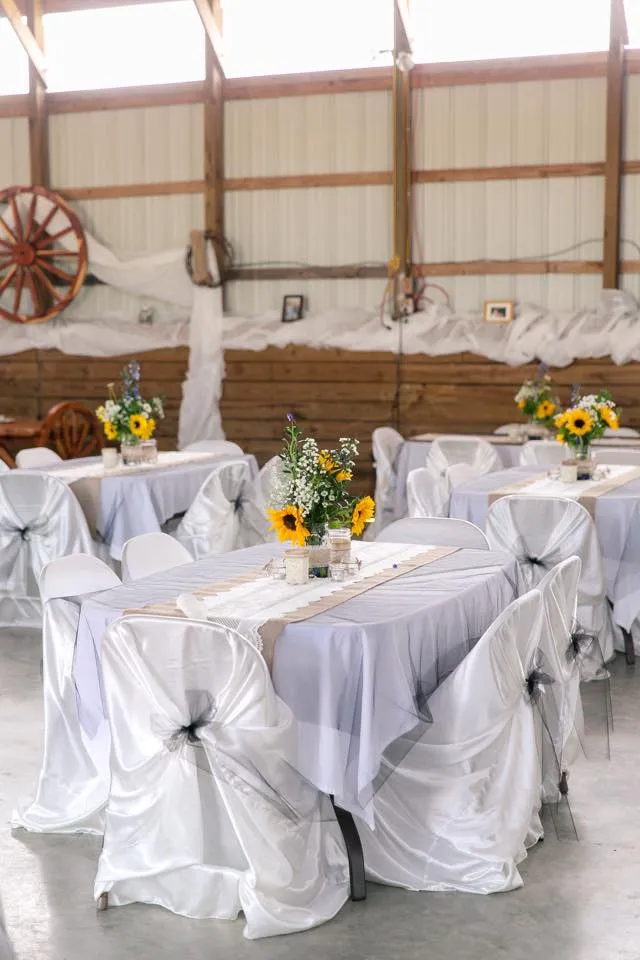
(486, 496, 619, 664)
(95, 616, 349, 938)
(359, 591, 544, 894)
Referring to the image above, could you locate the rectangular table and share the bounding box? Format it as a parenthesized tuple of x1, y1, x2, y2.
(75, 542, 521, 822)
(38, 451, 258, 560)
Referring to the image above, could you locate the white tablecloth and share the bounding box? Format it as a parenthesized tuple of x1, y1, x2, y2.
(393, 435, 640, 521)
(450, 465, 640, 632)
(74, 542, 521, 821)
(39, 453, 258, 560)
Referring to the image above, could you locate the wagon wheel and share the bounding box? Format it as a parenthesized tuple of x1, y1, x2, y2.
(0, 186, 87, 325)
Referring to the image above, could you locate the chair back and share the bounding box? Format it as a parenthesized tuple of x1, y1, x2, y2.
(258, 455, 284, 505)
(16, 447, 63, 469)
(121, 532, 193, 582)
(519, 441, 566, 467)
(175, 459, 268, 558)
(96, 615, 349, 936)
(376, 516, 489, 550)
(594, 448, 640, 465)
(406, 467, 447, 517)
(38, 402, 103, 459)
(426, 436, 501, 480)
(446, 463, 478, 490)
(494, 424, 522, 435)
(604, 426, 639, 438)
(182, 439, 244, 456)
(372, 427, 403, 532)
(40, 553, 120, 602)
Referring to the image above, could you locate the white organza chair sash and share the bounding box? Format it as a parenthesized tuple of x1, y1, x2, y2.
(95, 615, 349, 938)
(175, 459, 269, 558)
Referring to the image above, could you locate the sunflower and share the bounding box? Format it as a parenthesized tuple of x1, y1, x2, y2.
(140, 417, 156, 441)
(129, 413, 147, 438)
(554, 412, 567, 428)
(268, 505, 310, 546)
(318, 450, 337, 473)
(103, 421, 117, 441)
(564, 408, 594, 437)
(517, 399, 526, 411)
(335, 469, 352, 482)
(536, 399, 556, 420)
(351, 496, 375, 536)
(599, 405, 618, 430)
(556, 432, 565, 444)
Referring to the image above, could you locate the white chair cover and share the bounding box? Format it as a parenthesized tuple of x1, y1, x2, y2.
(359, 591, 544, 894)
(0, 896, 14, 960)
(494, 423, 523, 435)
(12, 555, 120, 834)
(594, 448, 640, 465)
(372, 427, 403, 535)
(426, 436, 502, 482)
(258, 454, 285, 505)
(376, 516, 489, 550)
(175, 459, 269, 559)
(121, 532, 193, 582)
(95, 615, 349, 938)
(181, 439, 244, 456)
(604, 426, 639, 437)
(486, 496, 618, 663)
(15, 448, 63, 468)
(406, 467, 447, 518)
(519, 441, 567, 467)
(0, 473, 95, 627)
(535, 558, 584, 802)
(445, 462, 478, 490)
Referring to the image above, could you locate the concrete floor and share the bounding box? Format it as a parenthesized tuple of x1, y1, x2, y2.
(1, 628, 640, 960)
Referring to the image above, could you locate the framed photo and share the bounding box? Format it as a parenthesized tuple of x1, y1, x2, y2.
(281, 294, 304, 323)
(483, 300, 514, 323)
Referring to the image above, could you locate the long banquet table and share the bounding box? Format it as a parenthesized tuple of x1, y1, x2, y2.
(449, 464, 640, 632)
(393, 433, 640, 522)
(31, 451, 258, 560)
(74, 541, 521, 823)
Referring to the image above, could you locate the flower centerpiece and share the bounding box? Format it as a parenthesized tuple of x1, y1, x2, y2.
(95, 360, 164, 464)
(514, 363, 559, 432)
(554, 390, 619, 477)
(268, 415, 375, 571)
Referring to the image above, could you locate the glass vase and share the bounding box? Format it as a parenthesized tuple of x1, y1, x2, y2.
(573, 442, 594, 480)
(120, 438, 158, 466)
(307, 525, 329, 578)
(328, 527, 352, 565)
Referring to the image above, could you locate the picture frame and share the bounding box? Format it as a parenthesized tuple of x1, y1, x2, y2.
(483, 300, 514, 323)
(281, 294, 304, 323)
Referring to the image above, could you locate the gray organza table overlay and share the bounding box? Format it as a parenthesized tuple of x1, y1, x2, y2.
(74, 542, 521, 820)
(449, 464, 640, 632)
(40, 454, 258, 560)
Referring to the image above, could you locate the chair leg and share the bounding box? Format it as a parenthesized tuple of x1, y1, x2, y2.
(623, 628, 636, 666)
(96, 893, 109, 911)
(559, 771, 569, 796)
(330, 798, 367, 902)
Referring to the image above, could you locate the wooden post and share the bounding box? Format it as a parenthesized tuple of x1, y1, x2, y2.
(602, 0, 627, 290)
(391, 0, 412, 318)
(26, 0, 49, 187)
(203, 0, 224, 241)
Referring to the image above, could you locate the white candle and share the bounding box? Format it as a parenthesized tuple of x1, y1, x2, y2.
(101, 448, 119, 470)
(284, 548, 309, 585)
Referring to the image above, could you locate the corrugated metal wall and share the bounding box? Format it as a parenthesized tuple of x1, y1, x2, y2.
(0, 118, 29, 184)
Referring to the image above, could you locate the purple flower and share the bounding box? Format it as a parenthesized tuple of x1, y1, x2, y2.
(287, 413, 295, 422)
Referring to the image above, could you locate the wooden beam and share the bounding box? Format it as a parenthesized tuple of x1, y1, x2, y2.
(391, 0, 412, 316)
(394, 0, 413, 55)
(602, 0, 627, 289)
(60, 180, 205, 201)
(1, 0, 47, 86)
(229, 265, 387, 281)
(26, 0, 49, 186)
(203, 0, 224, 243)
(192, 0, 224, 77)
(415, 260, 603, 277)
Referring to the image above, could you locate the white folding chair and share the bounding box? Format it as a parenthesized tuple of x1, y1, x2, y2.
(181, 439, 244, 456)
(95, 615, 349, 937)
(175, 459, 269, 558)
(121, 532, 193, 582)
(426, 436, 502, 482)
(360, 591, 544, 894)
(406, 467, 447, 518)
(594, 448, 640, 466)
(372, 426, 404, 535)
(486, 496, 618, 663)
(376, 516, 489, 550)
(0, 473, 95, 627)
(15, 447, 63, 469)
(12, 554, 120, 835)
(519, 441, 567, 467)
(534, 557, 584, 803)
(604, 427, 639, 438)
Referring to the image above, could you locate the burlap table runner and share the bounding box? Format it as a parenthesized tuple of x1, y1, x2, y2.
(488, 466, 640, 519)
(125, 545, 460, 671)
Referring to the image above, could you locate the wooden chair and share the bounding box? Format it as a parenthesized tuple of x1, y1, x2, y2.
(38, 402, 104, 460)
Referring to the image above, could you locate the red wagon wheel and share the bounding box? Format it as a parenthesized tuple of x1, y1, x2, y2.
(0, 186, 88, 325)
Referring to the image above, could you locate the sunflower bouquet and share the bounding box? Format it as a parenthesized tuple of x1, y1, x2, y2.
(95, 360, 164, 444)
(554, 391, 619, 455)
(514, 364, 559, 428)
(268, 414, 375, 547)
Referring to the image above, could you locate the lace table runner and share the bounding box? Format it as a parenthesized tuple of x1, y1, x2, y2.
(488, 464, 640, 518)
(125, 541, 460, 670)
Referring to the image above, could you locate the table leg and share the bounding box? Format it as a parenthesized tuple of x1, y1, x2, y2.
(622, 628, 636, 666)
(330, 798, 367, 902)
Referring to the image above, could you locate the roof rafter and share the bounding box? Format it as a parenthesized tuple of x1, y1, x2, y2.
(0, 0, 48, 86)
